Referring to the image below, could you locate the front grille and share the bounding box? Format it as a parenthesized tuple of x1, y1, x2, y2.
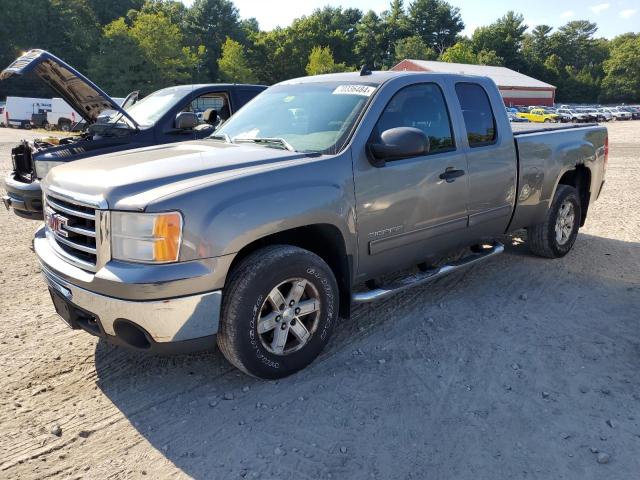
(44, 193, 98, 270)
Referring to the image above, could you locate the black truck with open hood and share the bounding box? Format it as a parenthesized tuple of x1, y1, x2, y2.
(1, 49, 266, 219)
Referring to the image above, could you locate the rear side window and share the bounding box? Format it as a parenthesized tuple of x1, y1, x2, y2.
(455, 83, 497, 147)
(374, 83, 454, 154)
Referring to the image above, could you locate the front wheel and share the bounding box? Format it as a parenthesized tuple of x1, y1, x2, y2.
(217, 245, 339, 379)
(527, 185, 581, 258)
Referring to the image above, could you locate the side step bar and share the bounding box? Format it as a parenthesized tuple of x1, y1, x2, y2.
(352, 241, 504, 303)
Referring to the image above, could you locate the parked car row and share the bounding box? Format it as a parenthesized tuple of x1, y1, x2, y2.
(504, 103, 639, 124)
(1, 49, 610, 378)
(557, 104, 639, 121)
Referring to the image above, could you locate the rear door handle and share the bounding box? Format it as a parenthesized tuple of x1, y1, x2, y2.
(439, 167, 465, 183)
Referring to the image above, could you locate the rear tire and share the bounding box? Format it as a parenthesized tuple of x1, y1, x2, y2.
(527, 185, 581, 258)
(217, 245, 339, 379)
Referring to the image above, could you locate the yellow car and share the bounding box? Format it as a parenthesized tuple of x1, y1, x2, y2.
(516, 108, 559, 123)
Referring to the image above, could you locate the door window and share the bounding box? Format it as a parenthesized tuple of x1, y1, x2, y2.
(374, 83, 455, 155)
(455, 83, 497, 147)
(183, 93, 230, 129)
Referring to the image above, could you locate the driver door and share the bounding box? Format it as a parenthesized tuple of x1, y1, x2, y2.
(353, 82, 469, 280)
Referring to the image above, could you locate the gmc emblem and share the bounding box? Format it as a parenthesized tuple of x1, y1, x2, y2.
(45, 209, 69, 238)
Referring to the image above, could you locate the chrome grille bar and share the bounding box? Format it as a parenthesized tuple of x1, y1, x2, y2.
(62, 224, 96, 237)
(46, 196, 96, 220)
(44, 192, 99, 271)
(52, 231, 97, 255)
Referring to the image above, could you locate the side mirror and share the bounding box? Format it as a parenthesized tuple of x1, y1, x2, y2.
(367, 127, 429, 167)
(175, 112, 198, 130)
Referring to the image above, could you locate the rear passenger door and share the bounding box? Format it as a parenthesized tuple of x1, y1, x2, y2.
(353, 82, 469, 279)
(454, 82, 517, 238)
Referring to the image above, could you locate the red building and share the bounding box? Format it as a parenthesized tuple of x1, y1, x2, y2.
(392, 59, 556, 107)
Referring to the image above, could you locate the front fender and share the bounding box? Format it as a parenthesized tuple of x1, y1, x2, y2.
(199, 181, 356, 258)
(149, 153, 357, 263)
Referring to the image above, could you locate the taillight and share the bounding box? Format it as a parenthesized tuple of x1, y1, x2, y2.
(604, 135, 609, 168)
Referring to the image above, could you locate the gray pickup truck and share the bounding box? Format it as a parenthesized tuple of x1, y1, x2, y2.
(34, 70, 607, 378)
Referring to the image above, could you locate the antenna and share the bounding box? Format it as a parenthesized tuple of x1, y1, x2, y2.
(359, 64, 372, 76)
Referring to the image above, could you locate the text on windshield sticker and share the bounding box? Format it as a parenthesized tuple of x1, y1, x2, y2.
(332, 85, 376, 96)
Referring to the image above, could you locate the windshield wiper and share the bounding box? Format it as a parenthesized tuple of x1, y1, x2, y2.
(233, 137, 296, 152)
(210, 133, 232, 143)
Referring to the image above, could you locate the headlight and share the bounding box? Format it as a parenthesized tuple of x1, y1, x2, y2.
(111, 212, 183, 263)
(34, 160, 64, 180)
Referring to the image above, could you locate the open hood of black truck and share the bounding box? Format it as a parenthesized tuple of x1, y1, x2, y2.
(0, 49, 138, 127)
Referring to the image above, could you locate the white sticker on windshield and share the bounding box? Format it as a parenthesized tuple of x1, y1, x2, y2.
(332, 85, 376, 96)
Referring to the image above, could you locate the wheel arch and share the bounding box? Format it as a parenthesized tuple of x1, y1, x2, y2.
(556, 165, 591, 226)
(227, 224, 353, 318)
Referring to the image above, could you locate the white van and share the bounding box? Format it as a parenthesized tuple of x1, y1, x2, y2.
(46, 97, 81, 130)
(4, 96, 52, 128)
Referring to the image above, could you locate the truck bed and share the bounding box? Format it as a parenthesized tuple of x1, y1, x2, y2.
(510, 122, 599, 135)
(508, 122, 607, 232)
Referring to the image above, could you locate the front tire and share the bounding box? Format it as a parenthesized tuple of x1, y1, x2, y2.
(527, 185, 581, 258)
(217, 245, 339, 379)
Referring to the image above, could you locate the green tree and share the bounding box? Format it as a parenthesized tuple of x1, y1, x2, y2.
(247, 6, 362, 84)
(407, 0, 464, 54)
(600, 34, 640, 102)
(88, 18, 150, 96)
(87, 0, 143, 25)
(380, 0, 410, 65)
(305, 46, 348, 76)
(471, 11, 527, 69)
(394, 36, 436, 63)
(354, 11, 386, 68)
(89, 12, 202, 95)
(139, 0, 188, 28)
(440, 42, 477, 64)
(186, 0, 243, 81)
(0, 0, 101, 98)
(476, 49, 503, 66)
(218, 37, 256, 83)
(530, 25, 553, 60)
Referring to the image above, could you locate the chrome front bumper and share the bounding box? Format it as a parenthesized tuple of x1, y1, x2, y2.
(34, 226, 224, 351)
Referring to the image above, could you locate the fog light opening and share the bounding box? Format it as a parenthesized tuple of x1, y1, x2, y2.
(113, 320, 151, 350)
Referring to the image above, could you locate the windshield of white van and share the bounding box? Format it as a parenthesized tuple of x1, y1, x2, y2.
(214, 82, 377, 154)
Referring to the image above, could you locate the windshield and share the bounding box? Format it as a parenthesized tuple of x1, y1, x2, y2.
(215, 82, 376, 154)
(113, 86, 188, 127)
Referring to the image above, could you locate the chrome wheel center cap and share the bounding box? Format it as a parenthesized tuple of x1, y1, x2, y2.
(282, 309, 293, 321)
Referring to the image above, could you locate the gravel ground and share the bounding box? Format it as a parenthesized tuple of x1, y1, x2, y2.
(0, 123, 638, 479)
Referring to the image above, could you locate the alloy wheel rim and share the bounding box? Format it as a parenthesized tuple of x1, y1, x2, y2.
(555, 199, 575, 245)
(257, 278, 321, 355)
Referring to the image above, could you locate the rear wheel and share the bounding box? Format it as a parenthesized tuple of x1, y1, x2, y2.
(527, 185, 581, 258)
(217, 245, 339, 379)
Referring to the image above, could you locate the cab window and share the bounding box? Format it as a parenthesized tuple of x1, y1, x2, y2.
(455, 83, 497, 147)
(373, 83, 455, 155)
(182, 93, 230, 128)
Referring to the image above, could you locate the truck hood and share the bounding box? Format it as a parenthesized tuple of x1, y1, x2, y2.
(0, 49, 134, 125)
(44, 140, 314, 210)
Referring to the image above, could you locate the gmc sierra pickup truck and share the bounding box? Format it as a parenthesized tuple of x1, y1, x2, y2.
(0, 49, 266, 219)
(34, 70, 607, 379)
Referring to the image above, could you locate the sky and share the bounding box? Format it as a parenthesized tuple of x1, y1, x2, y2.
(181, 0, 639, 38)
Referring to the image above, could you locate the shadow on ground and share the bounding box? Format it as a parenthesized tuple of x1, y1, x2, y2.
(95, 233, 640, 480)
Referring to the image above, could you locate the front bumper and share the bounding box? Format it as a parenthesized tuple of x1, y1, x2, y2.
(3, 173, 43, 220)
(34, 226, 225, 353)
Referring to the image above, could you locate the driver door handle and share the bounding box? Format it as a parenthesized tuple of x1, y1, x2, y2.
(439, 167, 465, 183)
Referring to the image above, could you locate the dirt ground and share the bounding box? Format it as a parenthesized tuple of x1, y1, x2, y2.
(0, 122, 638, 480)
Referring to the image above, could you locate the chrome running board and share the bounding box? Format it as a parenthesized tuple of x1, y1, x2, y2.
(352, 241, 504, 303)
